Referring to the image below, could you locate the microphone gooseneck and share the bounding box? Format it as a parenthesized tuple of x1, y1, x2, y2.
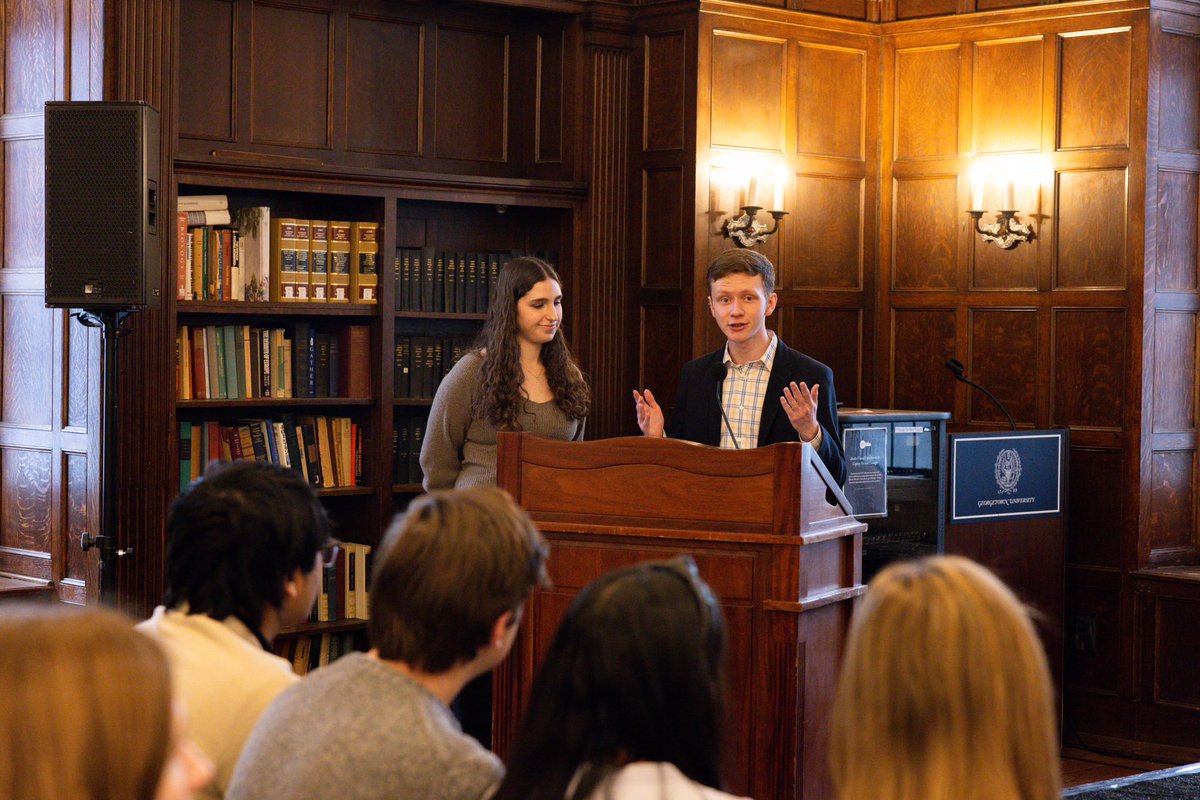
(943, 359, 1016, 431)
(711, 362, 741, 449)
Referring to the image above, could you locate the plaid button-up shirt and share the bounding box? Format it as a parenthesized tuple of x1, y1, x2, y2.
(719, 333, 778, 449)
(719, 332, 824, 450)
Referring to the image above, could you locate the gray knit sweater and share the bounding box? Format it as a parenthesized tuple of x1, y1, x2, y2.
(226, 653, 502, 800)
(420, 351, 585, 491)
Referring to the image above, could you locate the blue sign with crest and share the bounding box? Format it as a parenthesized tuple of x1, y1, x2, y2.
(950, 430, 1065, 522)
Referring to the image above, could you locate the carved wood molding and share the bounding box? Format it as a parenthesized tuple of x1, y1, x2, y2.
(580, 45, 633, 440)
(108, 0, 177, 615)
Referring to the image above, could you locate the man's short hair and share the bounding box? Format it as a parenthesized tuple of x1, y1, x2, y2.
(164, 461, 330, 634)
(369, 487, 550, 672)
(706, 249, 776, 296)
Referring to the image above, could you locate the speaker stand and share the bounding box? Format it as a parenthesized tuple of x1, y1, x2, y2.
(76, 309, 136, 606)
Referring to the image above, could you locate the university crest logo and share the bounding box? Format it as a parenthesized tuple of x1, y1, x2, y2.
(994, 448, 1022, 495)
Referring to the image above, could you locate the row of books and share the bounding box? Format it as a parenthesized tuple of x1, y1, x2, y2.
(273, 218, 378, 304)
(394, 335, 473, 400)
(178, 416, 364, 490)
(314, 543, 373, 623)
(393, 415, 427, 486)
(175, 196, 379, 304)
(178, 222, 251, 302)
(394, 249, 557, 313)
(176, 324, 370, 401)
(278, 632, 359, 677)
(176, 197, 268, 302)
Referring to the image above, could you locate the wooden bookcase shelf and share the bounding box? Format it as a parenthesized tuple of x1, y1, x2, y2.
(177, 398, 374, 409)
(395, 311, 487, 321)
(279, 618, 368, 638)
(179, 301, 378, 317)
(315, 487, 374, 498)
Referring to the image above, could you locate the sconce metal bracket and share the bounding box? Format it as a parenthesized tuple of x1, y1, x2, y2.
(968, 210, 1034, 249)
(723, 206, 788, 249)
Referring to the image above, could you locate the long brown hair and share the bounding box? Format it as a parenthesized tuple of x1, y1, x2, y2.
(0, 605, 174, 800)
(472, 256, 589, 430)
(830, 556, 1060, 800)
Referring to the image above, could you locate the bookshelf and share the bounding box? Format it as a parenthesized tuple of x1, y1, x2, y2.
(390, 198, 571, 513)
(165, 172, 579, 665)
(173, 179, 386, 655)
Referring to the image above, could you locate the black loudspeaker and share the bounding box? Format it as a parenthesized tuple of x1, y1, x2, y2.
(45, 101, 161, 309)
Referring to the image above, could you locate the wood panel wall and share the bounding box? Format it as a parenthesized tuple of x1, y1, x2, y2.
(671, 6, 879, 413)
(632, 6, 700, 414)
(175, 0, 577, 182)
(1144, 8, 1200, 570)
(108, 0, 178, 617)
(0, 0, 104, 605)
(882, 2, 1146, 750)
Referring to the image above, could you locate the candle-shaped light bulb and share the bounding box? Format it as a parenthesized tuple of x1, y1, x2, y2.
(1003, 180, 1015, 211)
(748, 175, 758, 207)
(773, 165, 788, 211)
(970, 174, 984, 211)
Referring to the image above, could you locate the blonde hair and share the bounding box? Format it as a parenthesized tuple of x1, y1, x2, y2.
(0, 605, 173, 800)
(830, 556, 1060, 800)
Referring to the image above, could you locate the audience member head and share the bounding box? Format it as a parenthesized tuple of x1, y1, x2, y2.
(830, 555, 1060, 800)
(369, 486, 549, 674)
(474, 255, 589, 430)
(706, 248, 775, 296)
(164, 460, 332, 638)
(490, 556, 728, 800)
(0, 605, 212, 800)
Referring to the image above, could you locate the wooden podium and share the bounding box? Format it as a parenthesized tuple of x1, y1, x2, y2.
(494, 432, 866, 800)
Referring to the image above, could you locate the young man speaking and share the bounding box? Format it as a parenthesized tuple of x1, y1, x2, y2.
(634, 248, 846, 486)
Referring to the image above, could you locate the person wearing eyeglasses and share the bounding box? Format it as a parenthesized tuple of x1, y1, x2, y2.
(227, 487, 550, 800)
(489, 557, 749, 800)
(138, 460, 334, 800)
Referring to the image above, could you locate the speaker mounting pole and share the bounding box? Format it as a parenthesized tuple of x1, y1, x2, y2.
(75, 309, 137, 606)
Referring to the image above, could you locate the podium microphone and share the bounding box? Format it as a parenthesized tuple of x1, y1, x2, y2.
(945, 358, 1016, 431)
(711, 362, 741, 449)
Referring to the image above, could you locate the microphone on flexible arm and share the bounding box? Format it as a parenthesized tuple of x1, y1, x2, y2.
(944, 358, 1017, 431)
(710, 362, 741, 449)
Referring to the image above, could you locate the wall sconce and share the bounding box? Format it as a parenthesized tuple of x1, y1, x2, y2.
(724, 206, 788, 248)
(967, 175, 1035, 250)
(722, 172, 788, 249)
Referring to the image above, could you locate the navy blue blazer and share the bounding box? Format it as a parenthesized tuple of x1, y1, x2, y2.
(664, 339, 847, 487)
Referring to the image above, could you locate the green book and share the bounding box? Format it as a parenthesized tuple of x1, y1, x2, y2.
(212, 325, 227, 400)
(222, 325, 240, 400)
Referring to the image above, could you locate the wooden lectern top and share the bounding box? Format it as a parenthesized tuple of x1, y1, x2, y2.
(498, 433, 856, 543)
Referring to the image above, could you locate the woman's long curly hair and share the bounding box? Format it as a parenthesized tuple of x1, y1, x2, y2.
(472, 256, 590, 431)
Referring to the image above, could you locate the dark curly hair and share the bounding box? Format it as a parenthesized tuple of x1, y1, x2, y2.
(472, 256, 590, 430)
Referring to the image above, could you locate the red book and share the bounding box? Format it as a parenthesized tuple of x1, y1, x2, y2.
(337, 326, 371, 399)
(191, 326, 208, 400)
(205, 421, 222, 466)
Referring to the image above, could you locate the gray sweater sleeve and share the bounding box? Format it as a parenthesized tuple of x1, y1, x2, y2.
(420, 352, 482, 491)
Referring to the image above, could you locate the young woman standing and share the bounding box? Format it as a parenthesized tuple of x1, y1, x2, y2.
(421, 256, 589, 491)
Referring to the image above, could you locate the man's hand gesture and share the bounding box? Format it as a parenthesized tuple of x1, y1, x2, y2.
(633, 389, 665, 438)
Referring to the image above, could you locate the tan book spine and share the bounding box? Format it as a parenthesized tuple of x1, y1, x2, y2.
(327, 221, 352, 303)
(350, 222, 379, 304)
(309, 220, 330, 302)
(293, 219, 311, 302)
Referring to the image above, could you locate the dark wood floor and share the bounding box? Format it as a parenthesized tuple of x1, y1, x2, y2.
(1061, 748, 1175, 788)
